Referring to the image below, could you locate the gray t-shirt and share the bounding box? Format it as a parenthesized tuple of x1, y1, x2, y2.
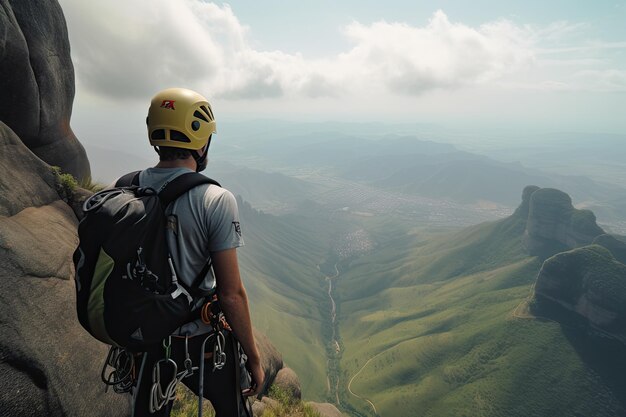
(138, 167, 244, 294)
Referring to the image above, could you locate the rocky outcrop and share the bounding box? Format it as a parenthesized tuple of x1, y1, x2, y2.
(273, 367, 302, 400)
(307, 401, 344, 417)
(520, 187, 604, 258)
(593, 234, 626, 265)
(533, 245, 626, 338)
(0, 2, 120, 415)
(0, 0, 90, 181)
(0, 123, 60, 217)
(513, 185, 540, 218)
(0, 124, 128, 416)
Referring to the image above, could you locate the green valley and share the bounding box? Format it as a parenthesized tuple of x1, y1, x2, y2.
(88, 129, 626, 417)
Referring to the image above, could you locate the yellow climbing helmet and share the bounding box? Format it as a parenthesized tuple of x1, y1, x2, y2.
(147, 88, 216, 150)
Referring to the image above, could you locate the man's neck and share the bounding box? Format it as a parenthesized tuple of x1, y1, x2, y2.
(155, 158, 196, 171)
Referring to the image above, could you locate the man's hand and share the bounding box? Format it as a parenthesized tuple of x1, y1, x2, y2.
(242, 357, 265, 397)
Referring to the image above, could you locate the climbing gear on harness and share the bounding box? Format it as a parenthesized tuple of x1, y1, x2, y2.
(213, 331, 227, 371)
(73, 171, 220, 351)
(200, 294, 232, 331)
(148, 336, 200, 413)
(101, 346, 136, 394)
(144, 295, 238, 417)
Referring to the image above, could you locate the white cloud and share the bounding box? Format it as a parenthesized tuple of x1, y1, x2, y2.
(336, 11, 535, 95)
(60, 1, 624, 102)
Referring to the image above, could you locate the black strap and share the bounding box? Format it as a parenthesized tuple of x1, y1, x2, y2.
(160, 172, 221, 298)
(115, 171, 141, 187)
(158, 172, 221, 207)
(191, 260, 213, 291)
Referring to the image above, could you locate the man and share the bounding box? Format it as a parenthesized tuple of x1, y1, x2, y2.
(130, 87, 264, 416)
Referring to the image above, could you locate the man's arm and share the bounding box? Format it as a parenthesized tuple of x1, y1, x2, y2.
(211, 247, 264, 396)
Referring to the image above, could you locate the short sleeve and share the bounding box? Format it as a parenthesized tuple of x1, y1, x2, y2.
(206, 189, 244, 252)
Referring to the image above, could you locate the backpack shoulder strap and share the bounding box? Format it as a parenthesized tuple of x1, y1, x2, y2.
(158, 172, 221, 207)
(115, 170, 141, 187)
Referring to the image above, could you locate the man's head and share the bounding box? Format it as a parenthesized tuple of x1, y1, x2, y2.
(147, 88, 216, 172)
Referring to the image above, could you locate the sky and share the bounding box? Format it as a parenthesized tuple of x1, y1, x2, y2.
(58, 0, 626, 148)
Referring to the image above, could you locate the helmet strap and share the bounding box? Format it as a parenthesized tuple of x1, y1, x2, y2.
(192, 136, 211, 173)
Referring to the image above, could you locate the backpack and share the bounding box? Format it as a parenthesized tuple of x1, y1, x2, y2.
(73, 171, 220, 351)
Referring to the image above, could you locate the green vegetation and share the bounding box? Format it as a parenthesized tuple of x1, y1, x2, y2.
(171, 385, 322, 417)
(50, 166, 104, 200)
(205, 136, 626, 416)
(171, 385, 215, 417)
(80, 176, 105, 193)
(50, 165, 78, 201)
(332, 214, 626, 416)
(237, 200, 333, 399)
(236, 184, 626, 416)
(538, 245, 626, 314)
(259, 386, 322, 417)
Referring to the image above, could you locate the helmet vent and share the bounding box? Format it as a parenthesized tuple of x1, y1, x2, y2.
(201, 105, 214, 121)
(170, 130, 191, 143)
(151, 129, 166, 140)
(193, 110, 208, 122)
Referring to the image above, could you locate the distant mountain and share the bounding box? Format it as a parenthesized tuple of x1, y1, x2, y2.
(334, 186, 626, 417)
(479, 132, 626, 187)
(209, 162, 323, 214)
(214, 133, 457, 173)
(341, 150, 623, 209)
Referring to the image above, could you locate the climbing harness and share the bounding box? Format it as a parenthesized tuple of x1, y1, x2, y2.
(148, 295, 232, 415)
(102, 294, 251, 417)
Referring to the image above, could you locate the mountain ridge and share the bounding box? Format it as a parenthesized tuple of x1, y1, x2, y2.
(334, 186, 626, 417)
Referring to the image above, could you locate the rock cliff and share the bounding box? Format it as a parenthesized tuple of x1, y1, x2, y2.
(519, 187, 626, 339)
(0, 121, 127, 415)
(0, 0, 90, 181)
(534, 245, 626, 339)
(519, 186, 604, 258)
(593, 233, 626, 265)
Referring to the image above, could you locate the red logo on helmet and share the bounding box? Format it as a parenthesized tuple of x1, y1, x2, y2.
(160, 100, 176, 110)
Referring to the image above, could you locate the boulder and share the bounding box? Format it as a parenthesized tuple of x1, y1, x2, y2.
(0, 0, 90, 181)
(307, 401, 343, 417)
(251, 399, 267, 416)
(272, 367, 302, 400)
(261, 396, 280, 409)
